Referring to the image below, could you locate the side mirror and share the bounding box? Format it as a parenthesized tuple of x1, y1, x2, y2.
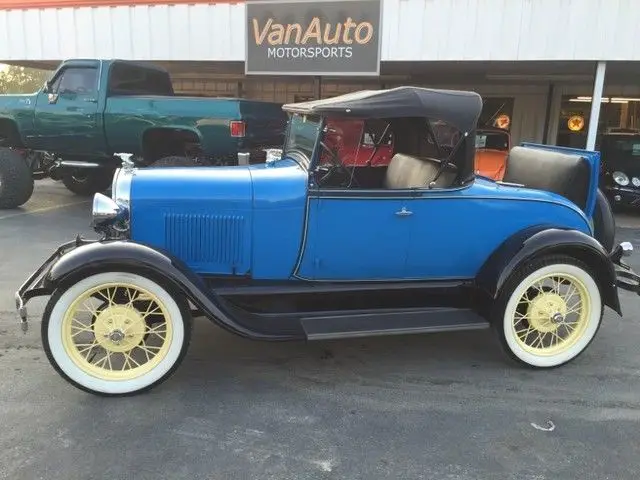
(42, 81, 50, 93)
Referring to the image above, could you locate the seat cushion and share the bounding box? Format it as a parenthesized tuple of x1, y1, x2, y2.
(384, 153, 456, 189)
(502, 146, 590, 210)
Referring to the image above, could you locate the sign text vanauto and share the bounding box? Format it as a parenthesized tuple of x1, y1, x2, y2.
(246, 0, 382, 76)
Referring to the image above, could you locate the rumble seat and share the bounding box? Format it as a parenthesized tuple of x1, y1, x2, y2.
(384, 153, 456, 189)
(502, 146, 591, 210)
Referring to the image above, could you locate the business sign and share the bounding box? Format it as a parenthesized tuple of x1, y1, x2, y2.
(245, 0, 382, 76)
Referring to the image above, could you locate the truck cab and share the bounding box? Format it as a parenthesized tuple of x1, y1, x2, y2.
(0, 58, 287, 209)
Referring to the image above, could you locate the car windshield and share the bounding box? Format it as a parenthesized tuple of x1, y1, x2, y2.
(284, 113, 321, 160)
(475, 132, 509, 150)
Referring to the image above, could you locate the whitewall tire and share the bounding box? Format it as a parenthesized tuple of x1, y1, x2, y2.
(42, 271, 192, 396)
(494, 255, 604, 368)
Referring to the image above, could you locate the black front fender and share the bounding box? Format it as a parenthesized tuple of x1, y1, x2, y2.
(476, 225, 622, 316)
(41, 239, 295, 340)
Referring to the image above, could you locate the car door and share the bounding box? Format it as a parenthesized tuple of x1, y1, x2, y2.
(33, 65, 100, 155)
(294, 191, 413, 281)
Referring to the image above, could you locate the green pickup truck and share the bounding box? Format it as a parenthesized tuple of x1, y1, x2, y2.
(0, 59, 288, 208)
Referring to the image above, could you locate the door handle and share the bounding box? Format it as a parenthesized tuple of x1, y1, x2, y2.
(395, 206, 413, 217)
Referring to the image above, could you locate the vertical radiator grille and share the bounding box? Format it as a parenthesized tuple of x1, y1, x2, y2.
(164, 213, 246, 270)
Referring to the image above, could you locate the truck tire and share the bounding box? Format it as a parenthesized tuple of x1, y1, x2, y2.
(592, 188, 615, 253)
(149, 156, 203, 168)
(0, 147, 34, 209)
(61, 169, 114, 196)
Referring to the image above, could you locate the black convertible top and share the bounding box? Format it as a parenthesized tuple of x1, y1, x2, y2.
(282, 86, 483, 132)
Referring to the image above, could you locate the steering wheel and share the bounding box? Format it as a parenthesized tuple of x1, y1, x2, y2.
(316, 141, 350, 186)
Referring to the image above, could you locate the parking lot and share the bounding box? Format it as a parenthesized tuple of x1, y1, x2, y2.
(1, 180, 640, 479)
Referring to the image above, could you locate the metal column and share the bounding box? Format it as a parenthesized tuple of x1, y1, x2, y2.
(586, 61, 607, 151)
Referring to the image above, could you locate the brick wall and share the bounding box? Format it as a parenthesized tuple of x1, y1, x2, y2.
(172, 78, 238, 97)
(171, 77, 382, 102)
(243, 79, 316, 103)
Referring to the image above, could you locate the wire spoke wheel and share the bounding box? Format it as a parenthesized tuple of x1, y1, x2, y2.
(496, 255, 603, 369)
(43, 272, 191, 396)
(512, 273, 590, 356)
(63, 283, 172, 380)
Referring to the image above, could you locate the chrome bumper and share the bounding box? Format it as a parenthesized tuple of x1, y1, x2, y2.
(610, 241, 640, 293)
(14, 235, 96, 333)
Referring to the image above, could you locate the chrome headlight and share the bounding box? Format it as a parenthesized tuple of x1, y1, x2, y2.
(613, 171, 630, 186)
(632, 177, 640, 188)
(91, 193, 125, 228)
(92, 166, 134, 236)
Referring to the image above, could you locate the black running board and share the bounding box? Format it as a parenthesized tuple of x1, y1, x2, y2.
(300, 307, 489, 340)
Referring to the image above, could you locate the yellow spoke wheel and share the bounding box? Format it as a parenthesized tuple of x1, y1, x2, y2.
(497, 255, 603, 369)
(43, 272, 190, 396)
(512, 273, 590, 356)
(62, 283, 172, 381)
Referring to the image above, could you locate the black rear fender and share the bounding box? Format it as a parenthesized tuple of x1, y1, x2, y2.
(43, 240, 293, 340)
(476, 225, 621, 316)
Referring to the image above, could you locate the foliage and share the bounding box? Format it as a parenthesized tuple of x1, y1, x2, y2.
(0, 65, 52, 94)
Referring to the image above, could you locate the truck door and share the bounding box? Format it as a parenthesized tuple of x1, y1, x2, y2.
(33, 65, 101, 155)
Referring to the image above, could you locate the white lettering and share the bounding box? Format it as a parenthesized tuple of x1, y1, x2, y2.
(265, 46, 355, 60)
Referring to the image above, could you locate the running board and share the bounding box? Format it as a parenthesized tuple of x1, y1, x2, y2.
(301, 307, 489, 340)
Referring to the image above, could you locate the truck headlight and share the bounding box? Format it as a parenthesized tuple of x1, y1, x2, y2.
(613, 171, 630, 186)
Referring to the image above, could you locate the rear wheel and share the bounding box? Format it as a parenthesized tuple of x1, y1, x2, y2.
(42, 271, 192, 396)
(493, 254, 603, 368)
(61, 169, 114, 196)
(0, 147, 34, 209)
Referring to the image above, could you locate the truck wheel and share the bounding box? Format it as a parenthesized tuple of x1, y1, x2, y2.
(0, 147, 34, 209)
(149, 156, 203, 168)
(493, 254, 603, 369)
(592, 188, 615, 253)
(61, 169, 114, 196)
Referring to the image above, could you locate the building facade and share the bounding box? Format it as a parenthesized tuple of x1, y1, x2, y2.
(1, 0, 638, 149)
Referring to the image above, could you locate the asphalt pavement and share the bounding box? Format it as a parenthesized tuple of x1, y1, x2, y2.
(2, 180, 640, 480)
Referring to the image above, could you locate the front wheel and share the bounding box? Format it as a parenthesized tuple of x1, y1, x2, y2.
(493, 255, 603, 368)
(42, 271, 192, 396)
(61, 169, 114, 196)
(0, 147, 34, 209)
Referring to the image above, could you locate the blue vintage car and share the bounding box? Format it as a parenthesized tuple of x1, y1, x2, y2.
(15, 86, 640, 396)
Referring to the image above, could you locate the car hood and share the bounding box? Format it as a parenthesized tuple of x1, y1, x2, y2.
(127, 158, 309, 276)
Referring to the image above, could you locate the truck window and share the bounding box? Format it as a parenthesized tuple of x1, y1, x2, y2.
(107, 62, 174, 96)
(53, 67, 98, 96)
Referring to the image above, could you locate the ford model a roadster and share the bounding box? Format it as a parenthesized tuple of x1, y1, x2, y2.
(15, 86, 640, 396)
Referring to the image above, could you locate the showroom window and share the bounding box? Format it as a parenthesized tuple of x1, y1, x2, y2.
(478, 97, 514, 131)
(556, 95, 640, 149)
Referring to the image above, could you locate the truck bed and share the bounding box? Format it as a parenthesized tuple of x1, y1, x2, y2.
(103, 95, 287, 160)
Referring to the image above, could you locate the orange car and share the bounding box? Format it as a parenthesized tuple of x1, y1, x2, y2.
(474, 127, 510, 180)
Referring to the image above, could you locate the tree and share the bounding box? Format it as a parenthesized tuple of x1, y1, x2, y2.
(0, 65, 52, 94)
